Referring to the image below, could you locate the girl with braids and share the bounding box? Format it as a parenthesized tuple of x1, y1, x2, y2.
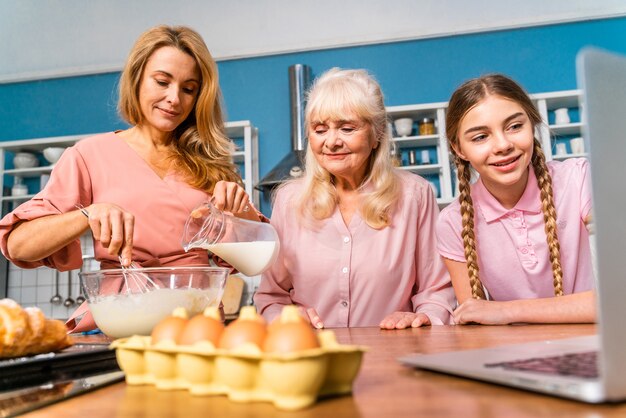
(437, 74, 595, 325)
(255, 68, 455, 329)
(0, 25, 263, 332)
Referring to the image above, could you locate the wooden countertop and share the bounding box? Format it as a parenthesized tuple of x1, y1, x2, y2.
(22, 324, 626, 418)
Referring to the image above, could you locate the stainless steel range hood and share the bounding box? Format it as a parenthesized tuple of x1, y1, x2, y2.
(255, 64, 312, 192)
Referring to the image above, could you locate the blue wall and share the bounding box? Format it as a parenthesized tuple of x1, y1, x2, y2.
(1, 17, 625, 214)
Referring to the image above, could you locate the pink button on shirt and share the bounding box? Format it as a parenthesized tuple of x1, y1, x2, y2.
(437, 158, 594, 301)
(254, 170, 455, 327)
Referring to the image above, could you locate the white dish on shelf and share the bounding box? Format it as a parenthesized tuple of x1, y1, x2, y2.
(43, 147, 66, 165)
(555, 143, 568, 156)
(554, 107, 570, 125)
(13, 152, 39, 169)
(11, 183, 28, 196)
(570, 137, 585, 154)
(394, 118, 414, 137)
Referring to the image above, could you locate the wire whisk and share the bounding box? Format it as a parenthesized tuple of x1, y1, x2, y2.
(74, 203, 160, 293)
(119, 256, 161, 293)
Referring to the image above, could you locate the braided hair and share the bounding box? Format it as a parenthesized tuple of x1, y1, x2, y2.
(445, 74, 563, 299)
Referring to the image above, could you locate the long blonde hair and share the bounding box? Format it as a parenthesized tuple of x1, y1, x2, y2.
(446, 74, 564, 299)
(118, 25, 240, 192)
(286, 68, 400, 229)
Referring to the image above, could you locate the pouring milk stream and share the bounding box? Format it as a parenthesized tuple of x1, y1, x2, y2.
(182, 202, 280, 276)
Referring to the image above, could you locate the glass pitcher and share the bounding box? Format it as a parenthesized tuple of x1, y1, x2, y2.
(182, 201, 280, 276)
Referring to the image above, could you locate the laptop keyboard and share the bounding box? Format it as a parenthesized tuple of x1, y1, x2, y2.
(485, 351, 598, 379)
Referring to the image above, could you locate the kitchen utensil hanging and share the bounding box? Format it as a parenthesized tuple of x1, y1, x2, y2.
(50, 270, 62, 305)
(74, 270, 86, 304)
(63, 271, 75, 307)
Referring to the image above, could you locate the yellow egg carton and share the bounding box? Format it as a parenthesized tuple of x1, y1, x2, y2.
(110, 309, 366, 411)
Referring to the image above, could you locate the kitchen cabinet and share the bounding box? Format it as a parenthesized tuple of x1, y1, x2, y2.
(0, 120, 260, 214)
(226, 120, 260, 208)
(386, 89, 584, 208)
(387, 102, 454, 207)
(532, 89, 585, 161)
(0, 134, 83, 212)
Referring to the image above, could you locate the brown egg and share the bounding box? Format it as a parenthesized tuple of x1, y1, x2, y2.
(218, 319, 267, 350)
(263, 305, 320, 353)
(151, 308, 189, 344)
(263, 322, 320, 353)
(178, 314, 224, 346)
(218, 306, 267, 350)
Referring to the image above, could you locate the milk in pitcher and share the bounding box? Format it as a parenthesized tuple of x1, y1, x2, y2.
(200, 240, 278, 277)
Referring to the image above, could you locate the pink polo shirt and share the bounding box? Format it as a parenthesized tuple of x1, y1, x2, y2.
(254, 170, 455, 327)
(437, 158, 594, 301)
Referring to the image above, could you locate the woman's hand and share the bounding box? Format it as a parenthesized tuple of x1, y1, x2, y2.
(379, 311, 431, 329)
(83, 203, 134, 266)
(303, 307, 324, 329)
(453, 299, 513, 325)
(212, 181, 250, 213)
(211, 181, 260, 221)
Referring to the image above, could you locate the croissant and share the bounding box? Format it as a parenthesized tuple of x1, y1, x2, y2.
(0, 298, 73, 358)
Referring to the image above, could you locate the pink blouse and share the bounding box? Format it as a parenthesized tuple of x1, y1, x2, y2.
(0, 132, 262, 332)
(254, 170, 455, 327)
(437, 158, 594, 300)
(0, 132, 213, 270)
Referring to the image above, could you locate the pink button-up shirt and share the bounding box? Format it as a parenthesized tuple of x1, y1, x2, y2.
(254, 170, 455, 327)
(437, 158, 594, 300)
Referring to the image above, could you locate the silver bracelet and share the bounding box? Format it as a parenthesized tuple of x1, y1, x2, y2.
(74, 204, 90, 218)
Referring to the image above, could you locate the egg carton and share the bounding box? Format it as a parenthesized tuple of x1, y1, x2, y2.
(110, 330, 366, 411)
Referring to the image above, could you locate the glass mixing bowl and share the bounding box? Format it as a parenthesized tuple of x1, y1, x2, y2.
(79, 266, 229, 339)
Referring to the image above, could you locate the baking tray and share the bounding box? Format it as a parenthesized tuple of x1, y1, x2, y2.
(0, 370, 125, 418)
(0, 343, 120, 391)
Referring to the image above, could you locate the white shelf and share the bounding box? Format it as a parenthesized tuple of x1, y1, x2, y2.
(0, 134, 95, 152)
(534, 89, 585, 162)
(399, 164, 442, 175)
(4, 166, 55, 176)
(548, 122, 584, 136)
(0, 121, 260, 211)
(552, 152, 588, 161)
(1, 194, 36, 202)
(392, 135, 439, 147)
(437, 197, 454, 209)
(225, 120, 259, 207)
(388, 103, 452, 206)
(532, 90, 582, 109)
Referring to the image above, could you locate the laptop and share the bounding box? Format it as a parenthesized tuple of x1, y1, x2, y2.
(398, 47, 626, 403)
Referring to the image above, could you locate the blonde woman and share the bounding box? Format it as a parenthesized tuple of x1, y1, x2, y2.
(254, 68, 455, 329)
(0, 25, 260, 331)
(437, 74, 595, 325)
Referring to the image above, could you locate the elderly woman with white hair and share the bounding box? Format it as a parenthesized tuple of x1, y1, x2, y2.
(254, 68, 454, 329)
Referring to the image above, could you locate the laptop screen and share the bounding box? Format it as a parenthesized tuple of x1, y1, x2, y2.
(576, 47, 626, 398)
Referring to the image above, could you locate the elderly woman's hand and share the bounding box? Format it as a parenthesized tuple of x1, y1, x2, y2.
(83, 203, 134, 266)
(303, 307, 324, 329)
(379, 311, 431, 329)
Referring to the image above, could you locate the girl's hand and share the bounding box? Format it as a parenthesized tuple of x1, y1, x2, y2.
(82, 203, 134, 266)
(379, 312, 431, 329)
(584, 214, 594, 235)
(453, 299, 513, 325)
